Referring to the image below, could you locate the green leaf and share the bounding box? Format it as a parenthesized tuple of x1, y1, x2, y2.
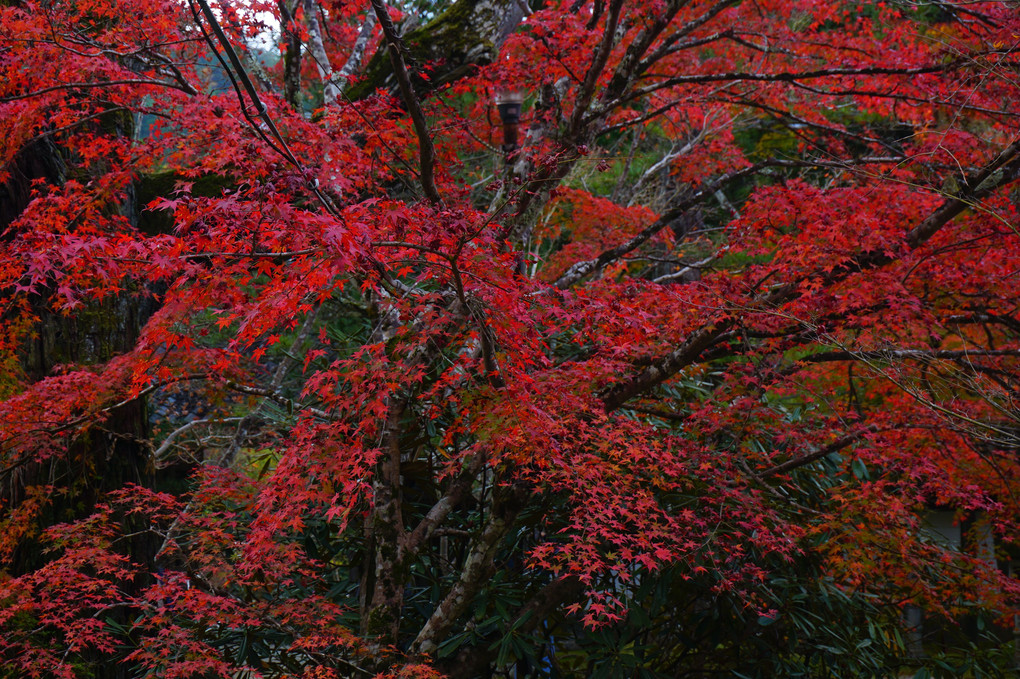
(851, 457, 870, 480)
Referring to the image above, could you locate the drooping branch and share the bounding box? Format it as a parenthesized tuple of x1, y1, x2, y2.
(190, 0, 342, 218)
(601, 62, 965, 120)
(553, 164, 762, 288)
(0, 78, 198, 102)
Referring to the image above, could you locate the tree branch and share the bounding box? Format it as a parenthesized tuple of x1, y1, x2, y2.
(402, 449, 487, 557)
(569, 0, 624, 133)
(798, 348, 1020, 364)
(369, 0, 441, 204)
(442, 575, 584, 679)
(761, 426, 879, 477)
(411, 483, 529, 655)
(607, 61, 964, 113)
(598, 139, 1020, 411)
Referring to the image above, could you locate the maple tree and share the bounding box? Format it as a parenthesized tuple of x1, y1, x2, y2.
(2, 0, 1020, 676)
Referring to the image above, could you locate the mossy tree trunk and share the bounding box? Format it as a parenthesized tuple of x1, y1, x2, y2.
(345, 0, 527, 100)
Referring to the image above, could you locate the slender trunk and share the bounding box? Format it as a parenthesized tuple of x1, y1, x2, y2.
(303, 0, 340, 106)
(304, 0, 377, 107)
(362, 399, 407, 642)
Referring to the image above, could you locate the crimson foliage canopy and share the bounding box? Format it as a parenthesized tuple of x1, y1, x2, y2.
(2, 0, 1020, 676)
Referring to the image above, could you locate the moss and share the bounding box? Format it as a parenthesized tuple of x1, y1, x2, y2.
(20, 291, 158, 378)
(364, 601, 396, 637)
